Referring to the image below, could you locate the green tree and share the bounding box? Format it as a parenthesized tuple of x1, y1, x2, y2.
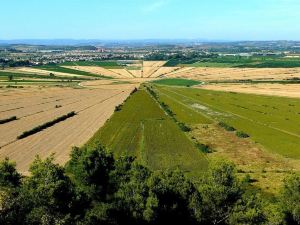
(0, 158, 21, 188)
(7, 74, 13, 81)
(144, 169, 203, 225)
(66, 145, 115, 200)
(199, 160, 242, 224)
(114, 164, 151, 224)
(281, 174, 300, 224)
(229, 193, 267, 225)
(18, 155, 76, 224)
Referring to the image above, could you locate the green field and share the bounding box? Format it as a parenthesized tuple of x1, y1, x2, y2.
(155, 85, 300, 159)
(166, 56, 300, 68)
(0, 71, 89, 81)
(36, 65, 111, 78)
(152, 78, 202, 86)
(59, 61, 123, 68)
(87, 89, 208, 177)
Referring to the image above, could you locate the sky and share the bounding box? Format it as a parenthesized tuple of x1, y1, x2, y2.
(1, 0, 300, 41)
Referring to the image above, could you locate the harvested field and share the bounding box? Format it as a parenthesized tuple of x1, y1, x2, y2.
(127, 69, 142, 78)
(164, 67, 300, 81)
(12, 67, 91, 78)
(108, 69, 135, 78)
(149, 67, 180, 78)
(0, 84, 135, 173)
(142, 61, 167, 77)
(62, 66, 120, 78)
(199, 83, 300, 98)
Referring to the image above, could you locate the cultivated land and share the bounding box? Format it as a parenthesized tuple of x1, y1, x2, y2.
(153, 85, 300, 193)
(2, 59, 300, 193)
(87, 89, 208, 178)
(0, 83, 135, 173)
(200, 83, 300, 98)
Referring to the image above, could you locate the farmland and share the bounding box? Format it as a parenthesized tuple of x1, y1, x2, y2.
(2, 59, 300, 192)
(87, 89, 208, 178)
(0, 82, 136, 173)
(170, 56, 300, 68)
(152, 78, 202, 86)
(153, 84, 300, 192)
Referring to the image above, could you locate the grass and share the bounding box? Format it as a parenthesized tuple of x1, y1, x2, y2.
(152, 78, 202, 87)
(0, 71, 89, 81)
(155, 85, 300, 159)
(86, 89, 208, 177)
(171, 56, 300, 68)
(150, 85, 211, 124)
(59, 61, 124, 68)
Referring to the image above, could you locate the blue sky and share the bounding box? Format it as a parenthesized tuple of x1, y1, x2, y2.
(1, 0, 300, 40)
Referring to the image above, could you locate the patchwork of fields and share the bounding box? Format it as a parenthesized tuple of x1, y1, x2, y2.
(2, 60, 300, 194)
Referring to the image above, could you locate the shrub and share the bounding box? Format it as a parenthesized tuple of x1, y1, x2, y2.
(0, 116, 17, 125)
(114, 104, 123, 112)
(236, 131, 250, 138)
(196, 142, 212, 153)
(218, 121, 236, 131)
(160, 102, 175, 117)
(130, 87, 138, 95)
(178, 122, 191, 132)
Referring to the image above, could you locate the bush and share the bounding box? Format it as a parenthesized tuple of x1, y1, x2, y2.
(196, 142, 212, 153)
(114, 104, 123, 112)
(236, 131, 250, 138)
(178, 122, 191, 132)
(0, 116, 17, 125)
(130, 87, 138, 95)
(218, 121, 236, 131)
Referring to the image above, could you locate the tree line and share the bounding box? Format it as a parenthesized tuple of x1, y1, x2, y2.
(0, 144, 300, 225)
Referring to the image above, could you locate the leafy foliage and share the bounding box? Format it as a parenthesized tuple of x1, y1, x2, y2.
(0, 146, 296, 224)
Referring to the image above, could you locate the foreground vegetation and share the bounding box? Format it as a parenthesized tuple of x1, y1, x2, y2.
(1, 145, 300, 225)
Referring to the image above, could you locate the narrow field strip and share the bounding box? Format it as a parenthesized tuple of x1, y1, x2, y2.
(87, 89, 208, 177)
